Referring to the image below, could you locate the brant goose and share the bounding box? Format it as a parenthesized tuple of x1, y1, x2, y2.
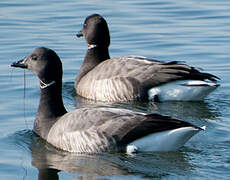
(75, 14, 219, 102)
(11, 47, 205, 153)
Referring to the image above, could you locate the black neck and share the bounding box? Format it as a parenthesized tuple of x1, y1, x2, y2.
(75, 46, 110, 84)
(34, 80, 67, 139)
(38, 168, 59, 180)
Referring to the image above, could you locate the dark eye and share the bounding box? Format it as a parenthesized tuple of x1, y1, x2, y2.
(31, 55, 37, 61)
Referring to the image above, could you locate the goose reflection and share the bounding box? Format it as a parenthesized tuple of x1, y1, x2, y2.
(147, 101, 220, 121)
(30, 140, 194, 180)
(30, 137, 129, 180)
(74, 94, 220, 121)
(37, 168, 59, 180)
(10, 130, 197, 179)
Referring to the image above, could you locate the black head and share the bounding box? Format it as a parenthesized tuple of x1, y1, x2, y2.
(77, 14, 110, 48)
(11, 47, 63, 83)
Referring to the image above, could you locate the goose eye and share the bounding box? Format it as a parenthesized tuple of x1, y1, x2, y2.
(31, 55, 37, 61)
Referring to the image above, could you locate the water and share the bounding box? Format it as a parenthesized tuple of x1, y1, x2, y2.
(0, 0, 230, 179)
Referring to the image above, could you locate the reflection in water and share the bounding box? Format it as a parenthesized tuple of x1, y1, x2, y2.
(37, 169, 59, 180)
(10, 130, 129, 179)
(75, 94, 220, 122)
(7, 129, 195, 179)
(30, 137, 129, 179)
(63, 81, 220, 123)
(147, 101, 220, 121)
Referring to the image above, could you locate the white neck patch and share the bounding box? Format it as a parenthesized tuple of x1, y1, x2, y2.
(88, 44, 97, 49)
(40, 80, 56, 89)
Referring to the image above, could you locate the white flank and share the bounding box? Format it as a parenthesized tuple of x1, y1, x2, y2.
(148, 80, 218, 101)
(126, 145, 138, 155)
(200, 126, 206, 131)
(126, 126, 203, 153)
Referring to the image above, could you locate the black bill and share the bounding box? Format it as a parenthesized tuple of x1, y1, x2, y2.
(11, 58, 27, 69)
(76, 30, 83, 38)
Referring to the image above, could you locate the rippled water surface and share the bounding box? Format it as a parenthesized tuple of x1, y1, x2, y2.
(1, 0, 230, 179)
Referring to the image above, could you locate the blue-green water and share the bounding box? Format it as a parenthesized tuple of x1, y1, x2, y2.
(1, 0, 230, 179)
